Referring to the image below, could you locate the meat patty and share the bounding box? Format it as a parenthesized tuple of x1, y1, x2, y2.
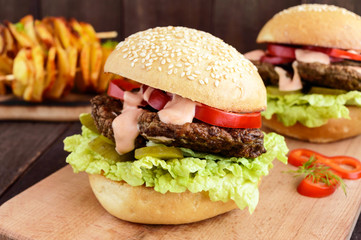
(90, 94, 123, 140)
(252, 60, 361, 91)
(138, 112, 266, 158)
(297, 62, 361, 91)
(90, 95, 146, 148)
(90, 95, 266, 158)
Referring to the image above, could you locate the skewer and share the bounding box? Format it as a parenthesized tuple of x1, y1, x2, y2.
(0, 75, 15, 82)
(0, 68, 82, 82)
(96, 31, 118, 39)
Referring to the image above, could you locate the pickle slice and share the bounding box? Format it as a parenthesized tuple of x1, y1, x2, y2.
(88, 135, 133, 162)
(308, 86, 347, 95)
(135, 146, 184, 160)
(266, 86, 302, 96)
(79, 113, 99, 134)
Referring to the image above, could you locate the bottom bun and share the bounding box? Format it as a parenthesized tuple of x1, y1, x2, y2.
(88, 174, 238, 224)
(263, 106, 361, 143)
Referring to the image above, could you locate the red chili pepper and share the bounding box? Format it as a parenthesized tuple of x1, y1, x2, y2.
(288, 149, 361, 180)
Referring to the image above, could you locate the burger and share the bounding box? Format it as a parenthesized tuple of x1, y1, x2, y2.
(244, 4, 361, 143)
(64, 26, 288, 224)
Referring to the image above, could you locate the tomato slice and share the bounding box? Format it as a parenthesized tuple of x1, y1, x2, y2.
(297, 175, 339, 198)
(195, 104, 261, 128)
(260, 55, 294, 64)
(141, 86, 262, 128)
(267, 44, 296, 58)
(107, 78, 141, 100)
(328, 48, 361, 61)
(147, 88, 171, 110)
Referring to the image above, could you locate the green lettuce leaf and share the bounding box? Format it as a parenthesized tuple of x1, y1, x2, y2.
(64, 126, 288, 213)
(262, 87, 361, 127)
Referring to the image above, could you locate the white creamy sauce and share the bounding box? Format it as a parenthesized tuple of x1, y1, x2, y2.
(158, 94, 196, 125)
(243, 49, 265, 61)
(112, 87, 197, 153)
(295, 49, 330, 65)
(142, 86, 154, 102)
(276, 61, 303, 91)
(113, 91, 144, 154)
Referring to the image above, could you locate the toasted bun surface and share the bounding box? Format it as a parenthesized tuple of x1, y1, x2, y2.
(88, 174, 238, 224)
(257, 4, 361, 50)
(104, 26, 266, 112)
(263, 106, 361, 143)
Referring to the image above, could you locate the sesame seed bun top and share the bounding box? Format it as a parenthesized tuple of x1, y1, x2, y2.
(257, 4, 361, 50)
(104, 26, 266, 112)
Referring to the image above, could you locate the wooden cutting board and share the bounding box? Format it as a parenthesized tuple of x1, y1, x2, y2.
(0, 93, 92, 121)
(0, 136, 361, 240)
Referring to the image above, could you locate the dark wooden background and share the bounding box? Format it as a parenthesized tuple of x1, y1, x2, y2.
(1, 0, 360, 53)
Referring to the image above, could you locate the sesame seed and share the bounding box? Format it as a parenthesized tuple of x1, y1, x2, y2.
(181, 72, 185, 77)
(158, 67, 162, 71)
(187, 75, 195, 81)
(168, 69, 173, 75)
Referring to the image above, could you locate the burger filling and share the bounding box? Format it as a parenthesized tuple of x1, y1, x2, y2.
(64, 78, 288, 213)
(245, 44, 361, 127)
(91, 95, 266, 158)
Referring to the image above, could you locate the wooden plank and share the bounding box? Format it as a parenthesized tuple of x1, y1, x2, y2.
(0, 122, 81, 205)
(123, 0, 213, 37)
(213, 0, 301, 53)
(0, 121, 69, 197)
(0, 0, 40, 22)
(40, 0, 124, 40)
(0, 135, 361, 239)
(0, 94, 92, 121)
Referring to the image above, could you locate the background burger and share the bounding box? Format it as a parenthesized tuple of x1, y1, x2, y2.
(64, 26, 288, 224)
(244, 4, 361, 143)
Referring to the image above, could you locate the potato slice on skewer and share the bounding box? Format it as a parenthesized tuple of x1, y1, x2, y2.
(76, 43, 90, 92)
(53, 17, 72, 49)
(3, 27, 16, 57)
(80, 22, 98, 43)
(0, 54, 14, 75)
(96, 42, 117, 92)
(20, 15, 39, 46)
(35, 20, 54, 49)
(12, 49, 31, 98)
(0, 25, 5, 55)
(5, 21, 33, 48)
(44, 47, 56, 91)
(64, 46, 78, 94)
(90, 42, 102, 90)
(30, 46, 45, 101)
(45, 46, 70, 99)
